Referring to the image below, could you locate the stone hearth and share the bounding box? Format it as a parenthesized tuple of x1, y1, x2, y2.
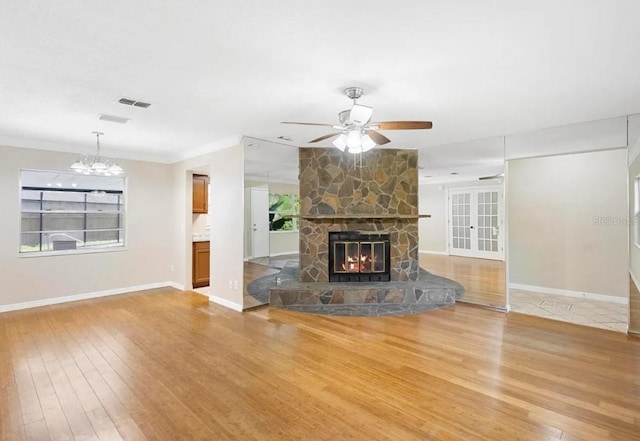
(264, 262, 463, 317)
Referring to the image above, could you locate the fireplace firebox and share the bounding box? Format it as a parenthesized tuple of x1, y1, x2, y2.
(328, 231, 391, 282)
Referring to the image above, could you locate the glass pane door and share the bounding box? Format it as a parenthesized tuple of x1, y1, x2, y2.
(449, 187, 504, 260)
(450, 192, 472, 255)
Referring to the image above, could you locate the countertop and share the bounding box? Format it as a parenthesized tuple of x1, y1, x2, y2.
(192, 234, 210, 242)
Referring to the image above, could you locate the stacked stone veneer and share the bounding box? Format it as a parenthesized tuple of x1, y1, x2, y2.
(299, 148, 420, 282)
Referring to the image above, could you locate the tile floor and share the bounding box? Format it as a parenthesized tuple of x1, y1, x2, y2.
(509, 289, 628, 333)
(193, 285, 266, 310)
(193, 286, 209, 295)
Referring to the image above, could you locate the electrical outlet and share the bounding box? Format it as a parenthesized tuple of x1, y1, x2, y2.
(228, 280, 233, 288)
(233, 280, 239, 290)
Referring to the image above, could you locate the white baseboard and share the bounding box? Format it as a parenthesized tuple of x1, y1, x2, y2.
(269, 251, 299, 257)
(0, 281, 183, 314)
(509, 283, 628, 305)
(419, 250, 449, 255)
(169, 282, 185, 291)
(208, 295, 243, 312)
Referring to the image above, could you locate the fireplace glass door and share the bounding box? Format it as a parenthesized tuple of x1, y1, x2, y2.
(333, 241, 386, 274)
(328, 231, 391, 282)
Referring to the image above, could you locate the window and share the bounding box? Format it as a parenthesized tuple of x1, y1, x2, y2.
(268, 193, 299, 231)
(20, 170, 125, 255)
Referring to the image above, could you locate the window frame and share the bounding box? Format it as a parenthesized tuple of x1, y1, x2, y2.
(268, 192, 300, 233)
(18, 169, 128, 258)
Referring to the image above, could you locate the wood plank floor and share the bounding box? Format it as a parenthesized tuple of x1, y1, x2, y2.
(2, 288, 640, 440)
(242, 261, 279, 309)
(420, 254, 506, 308)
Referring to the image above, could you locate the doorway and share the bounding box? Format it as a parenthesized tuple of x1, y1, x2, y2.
(448, 186, 504, 260)
(249, 187, 270, 259)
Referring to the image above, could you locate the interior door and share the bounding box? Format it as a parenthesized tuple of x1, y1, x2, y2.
(250, 187, 270, 258)
(448, 187, 504, 260)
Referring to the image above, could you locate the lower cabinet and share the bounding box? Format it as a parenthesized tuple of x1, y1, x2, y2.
(193, 241, 210, 288)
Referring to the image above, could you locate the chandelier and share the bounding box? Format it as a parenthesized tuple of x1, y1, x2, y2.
(70, 132, 124, 175)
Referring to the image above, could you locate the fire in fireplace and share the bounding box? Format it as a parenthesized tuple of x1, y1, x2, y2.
(328, 231, 391, 282)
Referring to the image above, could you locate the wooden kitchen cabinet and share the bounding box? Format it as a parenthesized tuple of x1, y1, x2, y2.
(192, 241, 210, 288)
(192, 174, 209, 213)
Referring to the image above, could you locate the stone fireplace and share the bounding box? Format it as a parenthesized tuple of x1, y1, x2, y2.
(263, 146, 464, 316)
(299, 148, 420, 282)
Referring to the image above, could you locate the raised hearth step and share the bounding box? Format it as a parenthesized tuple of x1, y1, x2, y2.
(270, 285, 456, 308)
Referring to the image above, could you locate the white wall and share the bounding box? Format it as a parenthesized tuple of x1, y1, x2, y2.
(419, 184, 447, 253)
(209, 144, 245, 309)
(508, 149, 628, 298)
(506, 116, 627, 160)
(0, 145, 176, 310)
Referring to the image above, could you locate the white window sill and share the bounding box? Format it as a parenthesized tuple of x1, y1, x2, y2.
(18, 245, 127, 258)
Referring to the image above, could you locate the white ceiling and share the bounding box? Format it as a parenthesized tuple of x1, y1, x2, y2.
(2, 1, 640, 183)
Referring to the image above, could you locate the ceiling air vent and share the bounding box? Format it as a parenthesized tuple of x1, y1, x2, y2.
(97, 114, 129, 124)
(118, 97, 136, 106)
(133, 101, 151, 108)
(118, 97, 151, 108)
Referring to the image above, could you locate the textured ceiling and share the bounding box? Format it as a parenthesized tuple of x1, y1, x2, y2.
(2, 1, 640, 181)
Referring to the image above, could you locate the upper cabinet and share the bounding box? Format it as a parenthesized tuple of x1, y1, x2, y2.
(193, 174, 209, 213)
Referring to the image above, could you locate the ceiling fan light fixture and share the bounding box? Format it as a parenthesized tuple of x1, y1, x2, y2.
(284, 86, 432, 158)
(360, 133, 376, 152)
(332, 133, 347, 151)
(346, 130, 361, 149)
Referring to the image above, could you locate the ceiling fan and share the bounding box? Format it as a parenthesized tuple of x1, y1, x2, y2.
(479, 173, 504, 181)
(282, 87, 433, 154)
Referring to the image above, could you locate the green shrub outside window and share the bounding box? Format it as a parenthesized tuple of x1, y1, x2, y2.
(269, 193, 299, 231)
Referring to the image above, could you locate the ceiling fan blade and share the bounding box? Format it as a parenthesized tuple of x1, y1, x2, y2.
(366, 130, 391, 145)
(479, 173, 504, 181)
(309, 133, 340, 143)
(375, 121, 433, 130)
(281, 121, 334, 127)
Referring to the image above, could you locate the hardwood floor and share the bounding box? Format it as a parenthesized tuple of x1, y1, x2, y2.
(2, 288, 640, 440)
(420, 253, 506, 308)
(242, 261, 279, 309)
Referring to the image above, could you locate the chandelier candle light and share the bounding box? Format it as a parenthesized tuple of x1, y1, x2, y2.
(70, 132, 124, 176)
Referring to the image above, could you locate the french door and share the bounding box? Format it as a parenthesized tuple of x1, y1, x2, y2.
(448, 187, 504, 260)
